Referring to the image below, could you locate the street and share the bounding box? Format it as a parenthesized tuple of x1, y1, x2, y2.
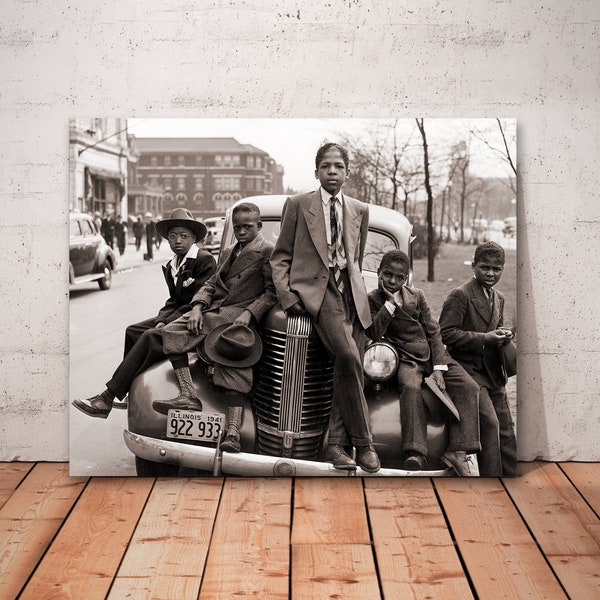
(69, 245, 173, 476)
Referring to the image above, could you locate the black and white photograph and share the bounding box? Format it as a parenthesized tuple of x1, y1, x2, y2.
(69, 117, 517, 478)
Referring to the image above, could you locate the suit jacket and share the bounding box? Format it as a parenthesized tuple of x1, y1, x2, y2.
(191, 233, 277, 334)
(439, 277, 506, 388)
(367, 286, 450, 365)
(270, 189, 371, 329)
(156, 249, 217, 325)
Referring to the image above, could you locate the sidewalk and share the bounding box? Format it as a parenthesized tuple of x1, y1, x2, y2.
(114, 241, 174, 273)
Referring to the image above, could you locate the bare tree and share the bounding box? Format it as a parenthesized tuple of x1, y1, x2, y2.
(415, 118, 436, 282)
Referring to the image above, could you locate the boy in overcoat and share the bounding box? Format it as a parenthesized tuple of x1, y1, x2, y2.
(154, 202, 277, 452)
(367, 250, 481, 476)
(72, 208, 216, 418)
(439, 241, 517, 476)
(270, 142, 380, 473)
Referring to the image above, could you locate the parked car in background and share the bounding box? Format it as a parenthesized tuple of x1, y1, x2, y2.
(125, 196, 450, 477)
(202, 216, 225, 253)
(503, 216, 517, 238)
(69, 211, 117, 290)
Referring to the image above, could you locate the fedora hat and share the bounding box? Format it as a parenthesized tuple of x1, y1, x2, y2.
(203, 323, 263, 368)
(155, 208, 207, 241)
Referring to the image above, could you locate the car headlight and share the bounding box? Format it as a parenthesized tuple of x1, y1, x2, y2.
(363, 342, 399, 381)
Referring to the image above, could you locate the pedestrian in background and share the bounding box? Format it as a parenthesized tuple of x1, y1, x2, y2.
(101, 212, 116, 249)
(144, 212, 155, 261)
(115, 214, 127, 256)
(133, 215, 144, 251)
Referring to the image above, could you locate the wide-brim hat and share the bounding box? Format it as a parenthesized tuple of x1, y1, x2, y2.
(155, 208, 207, 241)
(203, 323, 262, 368)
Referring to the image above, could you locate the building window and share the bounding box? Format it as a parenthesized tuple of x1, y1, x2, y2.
(213, 175, 241, 190)
(193, 192, 204, 206)
(255, 156, 262, 168)
(178, 155, 185, 166)
(214, 155, 222, 166)
(163, 178, 172, 191)
(194, 177, 204, 190)
(247, 156, 254, 168)
(175, 192, 187, 206)
(232, 193, 242, 202)
(195, 155, 203, 165)
(177, 176, 186, 190)
(150, 156, 158, 166)
(94, 178, 106, 200)
(164, 155, 172, 166)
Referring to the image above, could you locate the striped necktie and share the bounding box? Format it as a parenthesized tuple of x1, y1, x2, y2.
(329, 197, 344, 293)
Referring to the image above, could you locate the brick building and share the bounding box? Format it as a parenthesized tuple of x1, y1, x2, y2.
(129, 137, 284, 220)
(69, 118, 132, 218)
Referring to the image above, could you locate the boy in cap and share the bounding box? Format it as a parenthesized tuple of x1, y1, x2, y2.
(72, 208, 216, 418)
(154, 202, 277, 453)
(439, 241, 516, 476)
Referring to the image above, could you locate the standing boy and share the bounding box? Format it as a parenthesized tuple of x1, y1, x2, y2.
(439, 241, 517, 476)
(154, 202, 277, 453)
(72, 208, 216, 418)
(367, 250, 481, 476)
(270, 142, 380, 473)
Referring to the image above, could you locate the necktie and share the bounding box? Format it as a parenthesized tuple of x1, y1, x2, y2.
(329, 198, 344, 293)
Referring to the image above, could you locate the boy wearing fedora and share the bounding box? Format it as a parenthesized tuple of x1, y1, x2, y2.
(154, 202, 277, 453)
(72, 208, 216, 418)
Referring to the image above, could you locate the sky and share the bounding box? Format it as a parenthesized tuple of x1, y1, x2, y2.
(127, 117, 516, 194)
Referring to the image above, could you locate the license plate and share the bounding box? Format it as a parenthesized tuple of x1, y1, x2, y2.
(166, 410, 225, 443)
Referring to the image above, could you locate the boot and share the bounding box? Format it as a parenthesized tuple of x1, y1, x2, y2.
(152, 366, 202, 415)
(220, 405, 243, 453)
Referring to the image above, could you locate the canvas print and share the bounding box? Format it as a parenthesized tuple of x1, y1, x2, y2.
(69, 117, 517, 477)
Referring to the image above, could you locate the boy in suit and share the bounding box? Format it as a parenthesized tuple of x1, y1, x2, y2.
(72, 208, 216, 418)
(123, 208, 217, 357)
(439, 241, 517, 476)
(154, 202, 277, 453)
(367, 250, 481, 475)
(270, 142, 380, 473)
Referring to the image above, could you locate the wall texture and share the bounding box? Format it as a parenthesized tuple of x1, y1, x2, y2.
(1, 0, 598, 461)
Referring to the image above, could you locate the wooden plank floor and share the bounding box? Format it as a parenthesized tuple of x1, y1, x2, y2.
(1, 462, 599, 599)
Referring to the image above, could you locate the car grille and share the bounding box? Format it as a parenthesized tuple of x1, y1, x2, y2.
(252, 314, 334, 460)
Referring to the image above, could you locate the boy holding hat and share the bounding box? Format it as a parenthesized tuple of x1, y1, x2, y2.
(72, 208, 216, 418)
(154, 202, 277, 453)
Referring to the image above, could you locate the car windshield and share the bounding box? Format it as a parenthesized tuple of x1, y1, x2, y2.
(223, 219, 398, 273)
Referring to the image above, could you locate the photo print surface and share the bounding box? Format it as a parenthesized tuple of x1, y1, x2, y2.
(69, 117, 517, 477)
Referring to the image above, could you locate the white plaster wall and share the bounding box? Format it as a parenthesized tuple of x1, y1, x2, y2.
(0, 0, 598, 461)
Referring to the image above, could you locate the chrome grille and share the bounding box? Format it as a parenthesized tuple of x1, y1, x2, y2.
(252, 313, 334, 459)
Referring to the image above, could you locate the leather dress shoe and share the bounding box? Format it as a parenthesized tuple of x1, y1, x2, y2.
(72, 395, 112, 419)
(152, 394, 203, 416)
(403, 452, 427, 471)
(441, 451, 480, 477)
(324, 444, 357, 470)
(356, 444, 381, 473)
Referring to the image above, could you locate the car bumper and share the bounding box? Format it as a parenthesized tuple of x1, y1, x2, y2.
(123, 430, 450, 477)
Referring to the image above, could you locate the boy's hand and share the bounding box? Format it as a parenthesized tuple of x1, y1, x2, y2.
(379, 280, 395, 303)
(155, 321, 165, 329)
(484, 330, 508, 347)
(287, 301, 307, 315)
(187, 305, 204, 334)
(234, 310, 252, 327)
(432, 370, 446, 391)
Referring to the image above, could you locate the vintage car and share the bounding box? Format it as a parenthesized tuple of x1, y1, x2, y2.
(124, 195, 451, 477)
(202, 216, 225, 254)
(69, 211, 117, 290)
